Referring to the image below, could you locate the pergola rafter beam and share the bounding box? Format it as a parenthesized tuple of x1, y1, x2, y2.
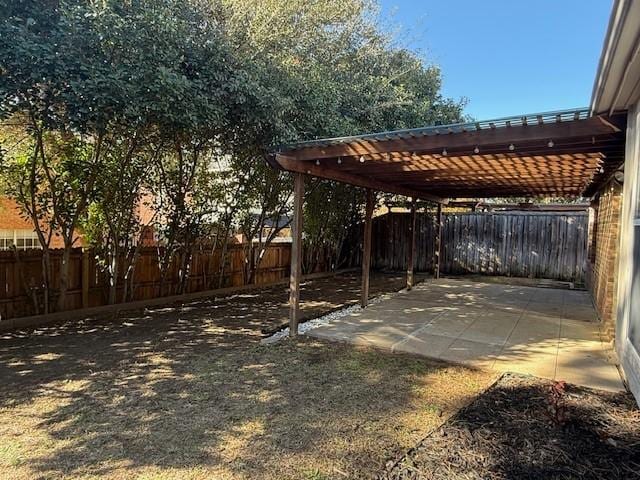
(274, 154, 447, 204)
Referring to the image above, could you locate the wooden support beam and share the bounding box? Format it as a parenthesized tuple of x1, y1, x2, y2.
(407, 198, 417, 290)
(434, 203, 443, 279)
(289, 173, 304, 337)
(361, 189, 374, 307)
(274, 154, 447, 204)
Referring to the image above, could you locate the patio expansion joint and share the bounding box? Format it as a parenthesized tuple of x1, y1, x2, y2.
(486, 301, 529, 370)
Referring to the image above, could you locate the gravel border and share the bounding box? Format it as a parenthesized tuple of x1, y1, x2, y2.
(261, 291, 397, 345)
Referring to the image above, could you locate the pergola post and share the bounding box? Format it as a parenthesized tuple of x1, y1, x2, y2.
(289, 173, 304, 337)
(407, 198, 417, 290)
(434, 203, 443, 279)
(361, 189, 374, 307)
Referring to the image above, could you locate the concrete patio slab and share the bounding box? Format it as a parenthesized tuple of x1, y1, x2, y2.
(439, 338, 503, 369)
(305, 278, 625, 392)
(394, 332, 457, 357)
(563, 305, 599, 322)
(526, 301, 565, 317)
(493, 351, 559, 383)
(421, 313, 476, 337)
(506, 316, 561, 346)
(457, 315, 521, 345)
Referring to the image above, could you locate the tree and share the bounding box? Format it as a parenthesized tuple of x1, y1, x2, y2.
(303, 180, 365, 273)
(0, 120, 56, 313)
(1, 0, 468, 310)
(151, 140, 210, 295)
(220, 0, 466, 278)
(84, 136, 156, 304)
(0, 122, 102, 311)
(0, 0, 242, 306)
(232, 153, 293, 284)
(191, 154, 243, 289)
(33, 132, 101, 311)
(0, 1, 116, 310)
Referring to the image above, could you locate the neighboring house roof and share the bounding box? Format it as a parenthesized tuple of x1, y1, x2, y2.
(591, 0, 640, 114)
(251, 214, 292, 229)
(0, 197, 33, 230)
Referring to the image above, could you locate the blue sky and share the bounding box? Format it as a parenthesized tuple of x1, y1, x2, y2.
(378, 0, 613, 120)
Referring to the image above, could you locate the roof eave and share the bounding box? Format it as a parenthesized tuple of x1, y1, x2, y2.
(591, 0, 640, 114)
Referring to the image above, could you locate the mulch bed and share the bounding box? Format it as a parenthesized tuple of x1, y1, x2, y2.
(380, 373, 640, 480)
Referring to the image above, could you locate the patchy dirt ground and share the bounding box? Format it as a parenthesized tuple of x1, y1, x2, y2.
(380, 373, 640, 480)
(0, 272, 494, 480)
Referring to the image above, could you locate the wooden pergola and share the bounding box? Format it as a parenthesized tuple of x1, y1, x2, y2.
(268, 108, 626, 336)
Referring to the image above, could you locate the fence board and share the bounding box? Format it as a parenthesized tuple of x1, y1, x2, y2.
(0, 244, 296, 321)
(372, 211, 588, 284)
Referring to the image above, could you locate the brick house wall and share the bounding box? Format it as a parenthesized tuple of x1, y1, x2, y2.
(0, 197, 33, 231)
(0, 197, 69, 249)
(589, 180, 623, 340)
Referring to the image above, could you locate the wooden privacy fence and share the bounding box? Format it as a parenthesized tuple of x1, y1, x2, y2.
(373, 211, 589, 284)
(0, 243, 293, 321)
(0, 212, 589, 321)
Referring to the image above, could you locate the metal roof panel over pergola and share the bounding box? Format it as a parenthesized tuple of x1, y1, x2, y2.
(268, 108, 627, 336)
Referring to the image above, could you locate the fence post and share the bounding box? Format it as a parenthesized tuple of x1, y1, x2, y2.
(82, 249, 90, 309)
(434, 204, 443, 279)
(406, 198, 417, 290)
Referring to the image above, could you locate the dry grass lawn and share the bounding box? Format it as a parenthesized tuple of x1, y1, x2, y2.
(0, 273, 495, 479)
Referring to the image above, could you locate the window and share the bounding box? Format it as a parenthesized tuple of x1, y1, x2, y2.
(0, 229, 41, 250)
(0, 237, 14, 250)
(0, 229, 14, 250)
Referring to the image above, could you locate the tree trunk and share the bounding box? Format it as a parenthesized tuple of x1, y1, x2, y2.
(242, 242, 254, 285)
(108, 245, 119, 305)
(13, 247, 39, 315)
(217, 230, 230, 289)
(122, 244, 141, 303)
(40, 247, 51, 314)
(178, 248, 192, 294)
(248, 245, 258, 285)
(56, 241, 72, 312)
(122, 262, 131, 303)
(249, 242, 271, 285)
(158, 246, 173, 297)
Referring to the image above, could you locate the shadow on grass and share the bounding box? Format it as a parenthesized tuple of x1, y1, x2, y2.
(0, 272, 474, 479)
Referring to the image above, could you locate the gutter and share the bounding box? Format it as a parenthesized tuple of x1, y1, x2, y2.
(591, 0, 629, 114)
(609, 29, 640, 115)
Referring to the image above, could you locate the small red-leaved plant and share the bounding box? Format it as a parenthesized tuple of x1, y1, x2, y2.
(546, 380, 568, 426)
